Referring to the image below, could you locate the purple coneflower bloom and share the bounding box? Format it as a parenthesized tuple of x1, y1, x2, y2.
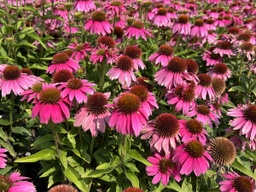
(0, 148, 7, 168)
(191, 19, 208, 38)
(125, 20, 152, 40)
(74, 0, 96, 12)
(124, 45, 145, 71)
(68, 42, 92, 63)
(148, 44, 174, 67)
(173, 14, 191, 35)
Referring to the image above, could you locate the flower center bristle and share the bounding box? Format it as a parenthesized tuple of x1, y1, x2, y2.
(159, 158, 174, 174)
(32, 82, 43, 93)
(0, 176, 12, 192)
(158, 45, 173, 56)
(97, 49, 105, 55)
(21, 68, 33, 75)
(186, 119, 203, 134)
(135, 77, 153, 92)
(213, 63, 228, 74)
(185, 140, 204, 158)
(233, 176, 253, 192)
(130, 85, 148, 102)
(92, 11, 106, 21)
(96, 36, 116, 49)
(114, 26, 124, 38)
(52, 69, 74, 83)
(52, 53, 69, 64)
(117, 93, 141, 114)
(67, 78, 83, 90)
(157, 8, 167, 15)
(175, 86, 183, 97)
(110, 1, 122, 6)
(196, 105, 210, 115)
(240, 42, 253, 52)
(63, 50, 74, 57)
(132, 20, 144, 29)
(123, 187, 144, 192)
(86, 92, 108, 115)
(244, 105, 256, 124)
(75, 44, 84, 51)
(167, 57, 187, 73)
(49, 184, 78, 192)
(156, 3, 163, 8)
(185, 59, 198, 74)
(237, 33, 251, 42)
(212, 77, 226, 95)
(198, 74, 212, 87)
(224, 15, 231, 20)
(183, 87, 195, 102)
(216, 41, 232, 50)
(210, 53, 221, 60)
(40, 87, 61, 104)
(3, 66, 21, 80)
(205, 19, 214, 24)
(154, 113, 180, 137)
(178, 14, 189, 24)
(208, 137, 236, 166)
(195, 19, 204, 26)
(168, 7, 175, 13)
(116, 55, 133, 71)
(124, 46, 142, 59)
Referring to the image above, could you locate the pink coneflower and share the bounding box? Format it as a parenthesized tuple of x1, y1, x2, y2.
(204, 18, 216, 31)
(195, 73, 216, 100)
(238, 42, 255, 61)
(186, 104, 220, 127)
(124, 45, 145, 71)
(68, 42, 92, 63)
(59, 78, 95, 104)
(0, 148, 7, 168)
(74, 0, 96, 12)
(213, 41, 235, 58)
(0, 172, 36, 192)
(141, 113, 180, 155)
(74, 92, 111, 137)
(219, 172, 255, 192)
(54, 4, 68, 21)
(49, 184, 78, 192)
(166, 84, 196, 115)
(104, 1, 126, 16)
(214, 16, 226, 27)
(129, 85, 158, 117)
(172, 140, 212, 176)
(32, 84, 70, 124)
(185, 59, 199, 75)
(146, 153, 181, 186)
(202, 30, 217, 44)
(202, 47, 223, 66)
(84, 11, 113, 36)
(191, 19, 208, 38)
(113, 26, 124, 43)
(227, 104, 256, 140)
(173, 14, 191, 35)
(0, 65, 38, 97)
(154, 57, 189, 89)
(150, 8, 171, 27)
(90, 44, 118, 65)
(47, 52, 80, 74)
(107, 55, 136, 87)
(125, 20, 152, 40)
(21, 82, 43, 103)
(109, 92, 147, 136)
(148, 44, 174, 67)
(180, 119, 207, 144)
(207, 63, 231, 81)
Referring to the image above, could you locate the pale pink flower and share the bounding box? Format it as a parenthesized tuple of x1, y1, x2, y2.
(0, 148, 7, 169)
(74, 0, 96, 12)
(148, 44, 174, 67)
(125, 20, 152, 40)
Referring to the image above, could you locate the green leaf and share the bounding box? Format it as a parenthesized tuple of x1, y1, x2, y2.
(166, 179, 182, 191)
(32, 134, 54, 149)
(15, 148, 56, 163)
(13, 40, 37, 49)
(124, 162, 139, 173)
(11, 126, 32, 136)
(228, 86, 245, 92)
(40, 167, 56, 178)
(0, 128, 8, 141)
(59, 150, 68, 169)
(232, 160, 256, 180)
(27, 33, 47, 49)
(127, 150, 151, 166)
(29, 64, 47, 70)
(99, 174, 116, 182)
(0, 119, 11, 126)
(67, 128, 77, 148)
(0, 139, 16, 157)
(124, 171, 139, 187)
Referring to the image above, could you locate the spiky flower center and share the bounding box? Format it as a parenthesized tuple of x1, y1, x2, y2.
(124, 46, 142, 59)
(197, 105, 210, 115)
(86, 92, 108, 115)
(21, 68, 33, 75)
(158, 45, 173, 56)
(63, 50, 74, 57)
(92, 11, 106, 21)
(198, 74, 211, 87)
(244, 105, 256, 124)
(116, 55, 133, 71)
(183, 87, 195, 102)
(3, 66, 21, 80)
(130, 85, 148, 102)
(32, 82, 43, 93)
(213, 63, 228, 74)
(205, 19, 214, 24)
(52, 53, 69, 64)
(40, 87, 61, 104)
(240, 42, 253, 52)
(49, 184, 78, 192)
(228, 27, 240, 34)
(117, 93, 140, 114)
(237, 33, 251, 42)
(159, 158, 174, 174)
(110, 1, 122, 6)
(67, 78, 83, 90)
(154, 113, 179, 137)
(135, 77, 153, 92)
(185, 140, 204, 158)
(114, 26, 124, 38)
(168, 8, 175, 13)
(75, 44, 84, 51)
(157, 8, 167, 15)
(210, 53, 221, 60)
(97, 49, 105, 55)
(186, 119, 203, 134)
(212, 77, 226, 95)
(132, 20, 144, 29)
(185, 59, 198, 74)
(178, 14, 189, 24)
(208, 137, 236, 166)
(123, 187, 144, 192)
(216, 41, 232, 50)
(167, 57, 187, 73)
(0, 176, 12, 192)
(233, 176, 253, 192)
(97, 36, 116, 49)
(195, 19, 204, 27)
(52, 69, 74, 83)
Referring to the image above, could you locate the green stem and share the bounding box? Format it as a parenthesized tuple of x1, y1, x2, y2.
(51, 124, 61, 157)
(78, 127, 83, 147)
(90, 137, 95, 157)
(98, 61, 106, 91)
(10, 92, 15, 129)
(4, 0, 10, 24)
(237, 54, 245, 83)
